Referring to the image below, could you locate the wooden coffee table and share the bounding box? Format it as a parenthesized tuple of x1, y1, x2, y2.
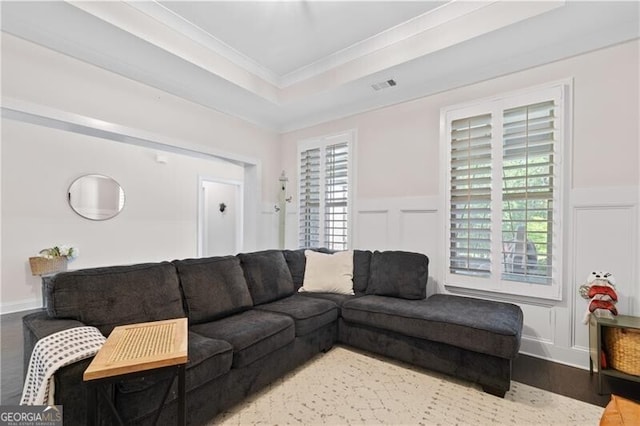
(84, 318, 188, 426)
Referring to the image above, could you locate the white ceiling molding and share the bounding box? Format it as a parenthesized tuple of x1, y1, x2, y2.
(278, 0, 493, 87)
(127, 1, 282, 86)
(1, 97, 258, 166)
(67, 0, 280, 104)
(68, 0, 564, 105)
(279, 0, 565, 103)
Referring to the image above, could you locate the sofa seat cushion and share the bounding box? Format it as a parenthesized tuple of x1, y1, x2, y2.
(115, 332, 233, 421)
(255, 294, 338, 336)
(238, 250, 295, 305)
(342, 294, 523, 359)
(190, 310, 295, 368)
(174, 256, 253, 324)
(298, 292, 360, 315)
(45, 262, 185, 336)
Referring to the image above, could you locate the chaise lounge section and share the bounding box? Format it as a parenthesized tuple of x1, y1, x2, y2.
(23, 248, 523, 425)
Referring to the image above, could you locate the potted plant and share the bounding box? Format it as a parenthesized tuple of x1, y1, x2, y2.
(29, 245, 79, 276)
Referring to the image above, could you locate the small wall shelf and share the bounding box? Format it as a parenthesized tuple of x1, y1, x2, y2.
(589, 314, 640, 394)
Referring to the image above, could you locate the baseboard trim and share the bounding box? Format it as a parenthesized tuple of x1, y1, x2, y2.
(0, 298, 41, 315)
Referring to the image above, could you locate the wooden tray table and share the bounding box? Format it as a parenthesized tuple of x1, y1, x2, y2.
(84, 318, 188, 426)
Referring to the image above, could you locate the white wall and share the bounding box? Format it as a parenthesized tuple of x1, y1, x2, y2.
(1, 119, 247, 313)
(281, 40, 640, 369)
(0, 34, 281, 313)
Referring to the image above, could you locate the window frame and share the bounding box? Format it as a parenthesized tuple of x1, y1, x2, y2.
(297, 130, 355, 250)
(440, 81, 572, 301)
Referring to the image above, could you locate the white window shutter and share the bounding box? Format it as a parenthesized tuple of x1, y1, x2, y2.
(324, 142, 349, 250)
(299, 148, 321, 248)
(501, 100, 556, 284)
(449, 113, 492, 276)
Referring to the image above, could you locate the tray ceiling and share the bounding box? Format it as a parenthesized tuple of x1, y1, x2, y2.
(2, 1, 639, 132)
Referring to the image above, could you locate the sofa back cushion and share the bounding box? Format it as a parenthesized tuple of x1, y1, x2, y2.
(366, 251, 429, 300)
(283, 249, 307, 290)
(352, 250, 372, 295)
(45, 262, 185, 336)
(173, 256, 253, 324)
(238, 250, 294, 305)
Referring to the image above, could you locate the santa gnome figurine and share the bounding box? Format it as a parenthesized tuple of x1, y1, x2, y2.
(579, 271, 619, 324)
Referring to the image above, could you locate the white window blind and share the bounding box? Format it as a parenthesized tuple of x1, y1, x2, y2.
(443, 83, 568, 300)
(324, 143, 349, 250)
(298, 133, 352, 250)
(299, 148, 321, 248)
(449, 113, 492, 276)
(502, 101, 555, 285)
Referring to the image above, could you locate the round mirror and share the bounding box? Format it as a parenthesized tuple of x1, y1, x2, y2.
(68, 174, 125, 220)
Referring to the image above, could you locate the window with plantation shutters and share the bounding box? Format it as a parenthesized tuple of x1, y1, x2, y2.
(298, 132, 353, 250)
(443, 82, 569, 300)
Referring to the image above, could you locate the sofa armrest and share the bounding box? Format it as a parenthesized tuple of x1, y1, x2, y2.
(22, 310, 88, 378)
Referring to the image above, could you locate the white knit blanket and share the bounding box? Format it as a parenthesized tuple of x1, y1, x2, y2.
(21, 326, 106, 405)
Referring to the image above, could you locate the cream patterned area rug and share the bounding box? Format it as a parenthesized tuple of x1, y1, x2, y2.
(212, 346, 603, 426)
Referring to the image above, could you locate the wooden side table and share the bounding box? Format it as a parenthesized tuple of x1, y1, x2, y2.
(589, 314, 640, 394)
(84, 318, 188, 425)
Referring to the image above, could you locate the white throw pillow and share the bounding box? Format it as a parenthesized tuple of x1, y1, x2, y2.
(299, 250, 354, 295)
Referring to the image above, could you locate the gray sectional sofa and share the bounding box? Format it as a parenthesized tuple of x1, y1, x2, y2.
(23, 249, 523, 425)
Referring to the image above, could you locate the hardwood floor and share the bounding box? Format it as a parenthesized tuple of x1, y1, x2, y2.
(2, 309, 639, 408)
(1, 309, 39, 405)
(513, 350, 639, 407)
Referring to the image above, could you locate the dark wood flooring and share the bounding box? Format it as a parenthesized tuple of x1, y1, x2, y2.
(1, 309, 38, 405)
(2, 309, 639, 407)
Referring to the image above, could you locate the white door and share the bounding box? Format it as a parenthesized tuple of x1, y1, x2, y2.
(200, 180, 243, 256)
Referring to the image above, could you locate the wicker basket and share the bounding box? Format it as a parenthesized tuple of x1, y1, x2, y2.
(29, 256, 68, 276)
(604, 326, 640, 376)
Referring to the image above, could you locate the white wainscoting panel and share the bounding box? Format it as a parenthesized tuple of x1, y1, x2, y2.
(258, 206, 279, 250)
(355, 210, 390, 250)
(399, 210, 438, 256)
(355, 196, 440, 252)
(571, 204, 637, 350)
(519, 304, 555, 344)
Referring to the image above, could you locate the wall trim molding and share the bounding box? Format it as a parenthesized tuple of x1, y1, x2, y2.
(0, 298, 41, 315)
(1, 97, 260, 167)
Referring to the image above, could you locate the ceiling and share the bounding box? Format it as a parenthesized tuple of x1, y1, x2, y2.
(159, 1, 445, 77)
(2, 1, 639, 133)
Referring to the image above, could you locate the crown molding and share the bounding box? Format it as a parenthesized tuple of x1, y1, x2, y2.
(127, 1, 282, 86)
(109, 1, 514, 89)
(65, 0, 565, 103)
(279, 0, 493, 87)
(66, 0, 280, 104)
